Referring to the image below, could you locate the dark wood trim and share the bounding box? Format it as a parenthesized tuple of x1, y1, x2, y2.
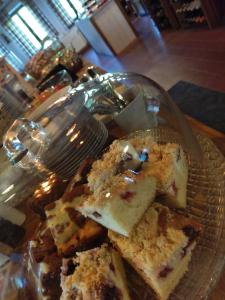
(185, 115, 225, 139)
(212, 0, 224, 20)
(159, 0, 180, 29)
(185, 114, 225, 155)
(200, 0, 221, 29)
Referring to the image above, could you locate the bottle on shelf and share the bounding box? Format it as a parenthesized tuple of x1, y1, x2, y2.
(170, 0, 207, 27)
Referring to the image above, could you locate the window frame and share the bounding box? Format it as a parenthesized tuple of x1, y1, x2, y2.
(16, 7, 46, 45)
(10, 4, 48, 48)
(48, 0, 83, 28)
(5, 3, 56, 57)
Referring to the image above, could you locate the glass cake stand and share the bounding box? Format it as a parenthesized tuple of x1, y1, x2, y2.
(1, 127, 224, 300)
(0, 72, 225, 300)
(126, 128, 225, 300)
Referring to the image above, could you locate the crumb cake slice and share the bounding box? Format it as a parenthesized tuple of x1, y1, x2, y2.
(88, 135, 188, 210)
(76, 139, 157, 236)
(45, 188, 106, 257)
(122, 135, 188, 208)
(143, 143, 188, 208)
(109, 203, 202, 300)
(76, 174, 156, 237)
(60, 244, 130, 300)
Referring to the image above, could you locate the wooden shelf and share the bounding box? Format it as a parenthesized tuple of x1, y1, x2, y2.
(201, 0, 221, 28)
(142, 0, 180, 30)
(159, 0, 180, 29)
(169, 0, 222, 29)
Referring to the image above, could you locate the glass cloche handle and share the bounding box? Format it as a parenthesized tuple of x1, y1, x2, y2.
(3, 118, 50, 171)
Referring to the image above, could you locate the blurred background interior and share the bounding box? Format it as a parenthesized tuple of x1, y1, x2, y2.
(0, 0, 224, 87)
(0, 2, 225, 299)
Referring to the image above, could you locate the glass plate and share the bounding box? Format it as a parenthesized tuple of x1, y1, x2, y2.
(126, 127, 225, 300)
(1, 127, 225, 300)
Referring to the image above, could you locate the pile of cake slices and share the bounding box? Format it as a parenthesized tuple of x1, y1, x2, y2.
(27, 134, 202, 300)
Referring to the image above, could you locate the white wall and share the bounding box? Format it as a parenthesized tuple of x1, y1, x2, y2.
(59, 25, 88, 52)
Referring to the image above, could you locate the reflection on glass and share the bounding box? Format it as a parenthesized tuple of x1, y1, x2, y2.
(70, 131, 80, 143)
(34, 173, 57, 198)
(4, 193, 16, 203)
(2, 184, 14, 195)
(66, 123, 77, 136)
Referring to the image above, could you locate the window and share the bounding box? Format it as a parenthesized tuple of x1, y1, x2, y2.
(6, 4, 55, 57)
(49, 0, 85, 27)
(0, 43, 24, 71)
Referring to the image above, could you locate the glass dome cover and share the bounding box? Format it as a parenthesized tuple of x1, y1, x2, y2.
(74, 71, 202, 159)
(0, 71, 203, 207)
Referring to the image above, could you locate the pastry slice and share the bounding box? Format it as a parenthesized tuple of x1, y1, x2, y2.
(45, 188, 106, 257)
(143, 143, 188, 208)
(109, 203, 202, 300)
(119, 135, 188, 208)
(76, 139, 157, 236)
(76, 173, 156, 236)
(87, 139, 146, 194)
(60, 244, 130, 300)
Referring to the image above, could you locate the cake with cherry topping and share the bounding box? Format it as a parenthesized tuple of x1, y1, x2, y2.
(87, 137, 155, 194)
(60, 244, 130, 300)
(45, 188, 106, 257)
(143, 142, 188, 208)
(109, 203, 202, 300)
(127, 134, 188, 208)
(75, 139, 157, 236)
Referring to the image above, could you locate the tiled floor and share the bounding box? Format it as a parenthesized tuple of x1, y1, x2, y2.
(83, 16, 225, 92)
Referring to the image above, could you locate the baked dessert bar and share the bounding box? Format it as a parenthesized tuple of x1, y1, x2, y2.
(143, 142, 188, 208)
(109, 203, 202, 300)
(125, 134, 188, 208)
(60, 244, 130, 300)
(45, 188, 106, 257)
(76, 139, 157, 236)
